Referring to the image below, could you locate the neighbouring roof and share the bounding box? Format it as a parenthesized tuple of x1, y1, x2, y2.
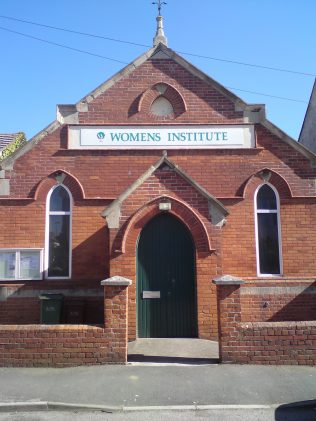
(0, 133, 18, 151)
(299, 79, 316, 153)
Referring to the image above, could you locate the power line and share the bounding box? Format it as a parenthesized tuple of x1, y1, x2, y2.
(0, 25, 308, 104)
(0, 14, 150, 48)
(178, 51, 316, 78)
(226, 87, 307, 103)
(0, 26, 128, 64)
(0, 13, 315, 78)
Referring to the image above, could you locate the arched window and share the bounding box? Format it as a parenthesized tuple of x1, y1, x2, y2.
(46, 185, 72, 278)
(150, 96, 174, 116)
(255, 184, 282, 276)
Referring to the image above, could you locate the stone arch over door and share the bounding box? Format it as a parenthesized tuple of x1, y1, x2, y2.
(120, 196, 213, 256)
(108, 196, 219, 341)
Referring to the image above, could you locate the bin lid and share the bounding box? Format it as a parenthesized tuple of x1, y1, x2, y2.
(39, 293, 64, 300)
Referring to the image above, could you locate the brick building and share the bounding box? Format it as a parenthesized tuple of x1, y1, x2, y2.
(0, 16, 315, 366)
(299, 79, 316, 153)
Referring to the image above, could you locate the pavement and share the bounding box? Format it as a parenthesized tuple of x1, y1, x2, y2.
(128, 338, 219, 363)
(0, 339, 315, 416)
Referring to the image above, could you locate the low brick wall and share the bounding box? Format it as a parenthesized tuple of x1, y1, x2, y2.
(214, 278, 316, 366)
(0, 278, 131, 367)
(224, 321, 316, 365)
(0, 325, 125, 367)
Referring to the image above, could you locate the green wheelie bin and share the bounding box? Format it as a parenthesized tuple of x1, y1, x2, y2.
(39, 294, 64, 324)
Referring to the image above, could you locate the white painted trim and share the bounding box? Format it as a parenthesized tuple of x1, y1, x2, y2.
(45, 184, 72, 280)
(0, 248, 44, 250)
(254, 182, 283, 277)
(0, 248, 43, 281)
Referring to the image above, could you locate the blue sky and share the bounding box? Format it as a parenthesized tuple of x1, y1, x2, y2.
(0, 0, 315, 140)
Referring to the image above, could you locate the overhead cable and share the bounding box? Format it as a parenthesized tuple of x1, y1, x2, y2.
(0, 25, 308, 104)
(0, 26, 128, 64)
(0, 13, 315, 78)
(226, 87, 307, 103)
(0, 14, 150, 48)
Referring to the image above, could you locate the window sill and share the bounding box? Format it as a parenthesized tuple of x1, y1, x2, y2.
(256, 274, 283, 278)
(0, 278, 42, 282)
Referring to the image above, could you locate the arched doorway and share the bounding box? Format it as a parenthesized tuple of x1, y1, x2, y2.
(137, 213, 197, 338)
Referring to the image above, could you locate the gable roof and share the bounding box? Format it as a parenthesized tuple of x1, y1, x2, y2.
(1, 43, 316, 170)
(101, 152, 229, 220)
(298, 79, 316, 153)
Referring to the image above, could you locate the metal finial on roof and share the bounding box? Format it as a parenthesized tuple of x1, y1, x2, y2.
(152, 0, 167, 16)
(152, 1, 168, 47)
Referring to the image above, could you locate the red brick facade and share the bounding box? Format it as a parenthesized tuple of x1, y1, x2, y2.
(0, 44, 315, 364)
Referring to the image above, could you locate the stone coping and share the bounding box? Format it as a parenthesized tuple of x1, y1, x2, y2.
(240, 320, 316, 329)
(0, 324, 104, 331)
(213, 275, 245, 285)
(101, 276, 132, 286)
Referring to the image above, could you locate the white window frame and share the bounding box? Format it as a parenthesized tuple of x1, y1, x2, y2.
(0, 248, 43, 281)
(45, 184, 72, 280)
(254, 182, 283, 277)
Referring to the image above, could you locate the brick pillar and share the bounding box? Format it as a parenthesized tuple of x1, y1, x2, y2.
(213, 275, 244, 363)
(101, 276, 132, 364)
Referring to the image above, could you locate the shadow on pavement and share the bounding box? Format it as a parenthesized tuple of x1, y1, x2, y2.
(128, 354, 219, 364)
(275, 400, 316, 421)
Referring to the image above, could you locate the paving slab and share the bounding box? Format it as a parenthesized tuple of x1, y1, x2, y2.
(128, 338, 219, 364)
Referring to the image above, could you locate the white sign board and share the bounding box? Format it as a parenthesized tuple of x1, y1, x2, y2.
(68, 125, 255, 149)
(142, 291, 161, 299)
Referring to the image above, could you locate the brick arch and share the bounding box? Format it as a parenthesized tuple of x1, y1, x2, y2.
(34, 170, 85, 201)
(120, 196, 213, 256)
(242, 168, 293, 200)
(138, 82, 187, 117)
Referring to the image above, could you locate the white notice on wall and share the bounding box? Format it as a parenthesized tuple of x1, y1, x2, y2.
(20, 252, 40, 279)
(68, 125, 255, 149)
(20, 256, 31, 269)
(0, 252, 15, 279)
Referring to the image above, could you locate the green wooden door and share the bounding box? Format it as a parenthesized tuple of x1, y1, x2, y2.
(137, 213, 197, 338)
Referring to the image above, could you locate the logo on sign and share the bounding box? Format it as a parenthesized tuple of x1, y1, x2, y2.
(97, 131, 105, 140)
